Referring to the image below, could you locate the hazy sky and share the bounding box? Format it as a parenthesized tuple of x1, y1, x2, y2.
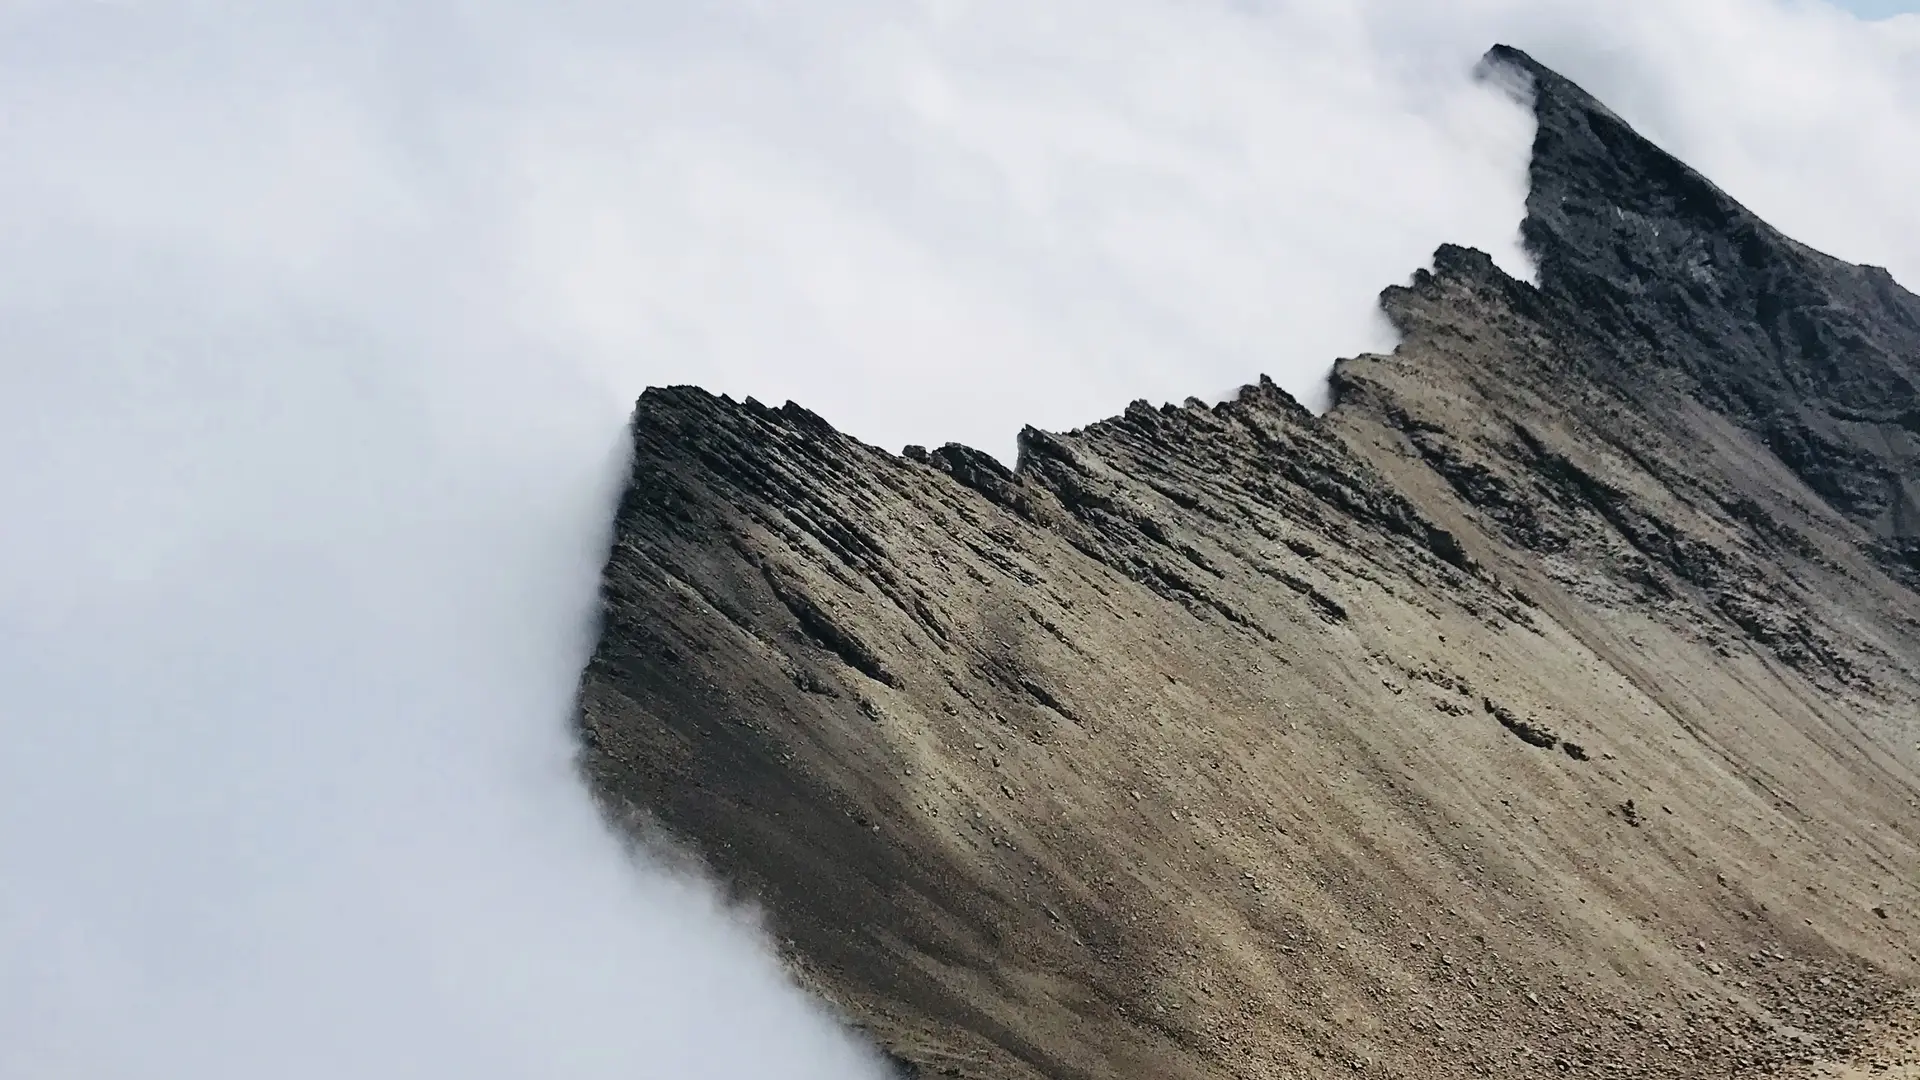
(1, 2, 1916, 1079)
(1839, 0, 1920, 17)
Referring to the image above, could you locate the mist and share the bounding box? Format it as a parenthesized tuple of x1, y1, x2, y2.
(1, 2, 1915, 1078)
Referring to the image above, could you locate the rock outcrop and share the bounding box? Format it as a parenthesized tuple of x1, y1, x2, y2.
(575, 46, 1920, 1080)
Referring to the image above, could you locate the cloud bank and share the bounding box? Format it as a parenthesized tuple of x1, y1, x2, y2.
(0, 2, 1914, 1078)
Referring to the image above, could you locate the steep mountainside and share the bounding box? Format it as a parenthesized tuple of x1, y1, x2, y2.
(575, 47, 1920, 1080)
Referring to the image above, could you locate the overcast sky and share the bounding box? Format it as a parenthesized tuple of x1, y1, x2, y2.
(1840, 0, 1920, 17)
(1, 3, 1916, 1079)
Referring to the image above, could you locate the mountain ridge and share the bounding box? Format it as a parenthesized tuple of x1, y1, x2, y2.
(576, 45, 1920, 1080)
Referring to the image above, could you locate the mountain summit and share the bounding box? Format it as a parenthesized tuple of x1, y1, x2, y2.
(1490, 45, 1920, 569)
(575, 46, 1920, 1079)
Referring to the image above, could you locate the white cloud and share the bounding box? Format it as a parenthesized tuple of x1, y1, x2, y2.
(0, 2, 1913, 1078)
(498, 0, 1538, 450)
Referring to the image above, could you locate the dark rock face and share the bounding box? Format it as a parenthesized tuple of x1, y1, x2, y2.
(576, 46, 1920, 1080)
(1490, 45, 1920, 576)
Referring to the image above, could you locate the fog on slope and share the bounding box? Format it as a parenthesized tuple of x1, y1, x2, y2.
(0, 2, 1916, 1078)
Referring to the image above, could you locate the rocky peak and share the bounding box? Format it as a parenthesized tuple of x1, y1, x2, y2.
(1483, 45, 1920, 560)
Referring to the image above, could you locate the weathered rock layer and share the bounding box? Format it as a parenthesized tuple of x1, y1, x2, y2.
(576, 46, 1920, 1079)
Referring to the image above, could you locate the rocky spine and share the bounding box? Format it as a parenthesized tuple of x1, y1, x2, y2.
(576, 46, 1920, 1080)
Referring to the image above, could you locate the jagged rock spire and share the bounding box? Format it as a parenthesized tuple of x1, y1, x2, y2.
(1479, 45, 1920, 559)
